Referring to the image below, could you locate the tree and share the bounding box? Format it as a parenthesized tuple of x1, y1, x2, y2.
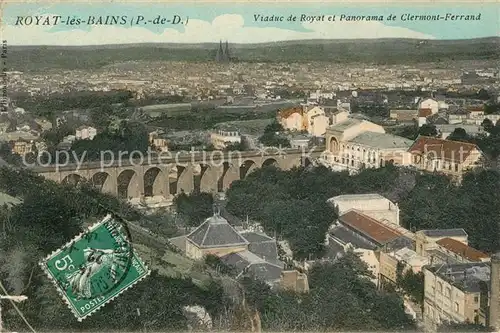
(258, 121, 291, 148)
(484, 103, 500, 115)
(90, 104, 114, 130)
(263, 121, 284, 134)
(396, 264, 424, 307)
(258, 132, 291, 148)
(481, 118, 494, 133)
(447, 127, 469, 141)
(71, 120, 149, 161)
(41, 123, 74, 148)
(305, 251, 415, 331)
(0, 143, 22, 166)
(0, 167, 227, 332)
(224, 141, 248, 151)
(418, 124, 438, 137)
(226, 164, 403, 259)
(399, 170, 500, 253)
(173, 191, 214, 227)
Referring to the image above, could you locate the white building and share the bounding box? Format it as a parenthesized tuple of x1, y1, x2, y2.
(327, 193, 400, 226)
(277, 105, 330, 137)
(210, 127, 242, 149)
(289, 135, 310, 149)
(63, 135, 76, 143)
(306, 106, 331, 137)
(419, 98, 439, 115)
(75, 126, 97, 140)
(331, 110, 349, 126)
(309, 90, 335, 101)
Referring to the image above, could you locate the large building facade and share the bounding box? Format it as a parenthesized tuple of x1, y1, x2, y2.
(408, 136, 485, 183)
(323, 118, 413, 173)
(423, 262, 490, 327)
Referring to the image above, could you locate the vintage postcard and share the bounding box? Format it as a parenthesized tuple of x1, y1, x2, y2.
(0, 0, 499, 332)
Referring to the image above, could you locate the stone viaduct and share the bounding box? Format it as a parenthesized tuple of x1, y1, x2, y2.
(29, 148, 324, 200)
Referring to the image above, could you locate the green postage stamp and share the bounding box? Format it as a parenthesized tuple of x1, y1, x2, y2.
(39, 214, 150, 321)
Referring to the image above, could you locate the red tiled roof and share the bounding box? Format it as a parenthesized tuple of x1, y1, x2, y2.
(408, 136, 479, 163)
(338, 210, 402, 245)
(418, 108, 433, 117)
(436, 237, 489, 262)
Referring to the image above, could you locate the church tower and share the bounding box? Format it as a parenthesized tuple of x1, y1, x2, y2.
(224, 40, 230, 61)
(215, 40, 224, 62)
(215, 40, 231, 62)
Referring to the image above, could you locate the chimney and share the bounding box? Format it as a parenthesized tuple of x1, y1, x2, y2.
(489, 254, 500, 330)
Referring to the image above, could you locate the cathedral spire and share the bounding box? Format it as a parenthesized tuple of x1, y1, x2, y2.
(216, 40, 224, 62)
(224, 40, 230, 60)
(215, 40, 231, 62)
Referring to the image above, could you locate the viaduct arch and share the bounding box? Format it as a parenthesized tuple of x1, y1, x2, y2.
(33, 148, 324, 200)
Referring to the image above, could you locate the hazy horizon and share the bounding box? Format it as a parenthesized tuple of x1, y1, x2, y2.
(8, 36, 500, 49)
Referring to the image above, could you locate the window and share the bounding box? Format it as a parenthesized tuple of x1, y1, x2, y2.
(445, 287, 451, 298)
(474, 296, 479, 303)
(455, 164, 459, 172)
(454, 302, 459, 313)
(437, 282, 443, 293)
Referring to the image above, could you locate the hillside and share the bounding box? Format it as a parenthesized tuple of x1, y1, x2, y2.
(8, 37, 500, 71)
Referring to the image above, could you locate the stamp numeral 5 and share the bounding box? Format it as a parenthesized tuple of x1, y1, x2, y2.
(55, 255, 75, 271)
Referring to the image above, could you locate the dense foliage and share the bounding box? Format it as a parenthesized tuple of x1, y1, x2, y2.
(173, 191, 214, 227)
(0, 167, 215, 331)
(71, 120, 150, 161)
(15, 90, 133, 117)
(258, 121, 291, 148)
(149, 110, 275, 131)
(226, 163, 500, 257)
(396, 262, 425, 307)
(226, 163, 406, 259)
(399, 170, 500, 253)
(258, 252, 415, 331)
(0, 166, 417, 332)
(38, 119, 150, 163)
(418, 124, 438, 137)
